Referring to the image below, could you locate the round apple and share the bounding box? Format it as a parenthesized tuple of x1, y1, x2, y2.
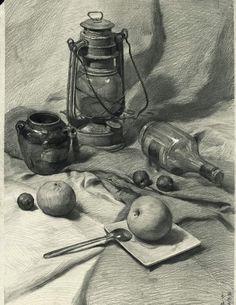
(37, 181, 76, 217)
(127, 196, 173, 242)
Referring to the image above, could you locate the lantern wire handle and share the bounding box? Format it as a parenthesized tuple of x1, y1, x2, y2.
(123, 37, 150, 119)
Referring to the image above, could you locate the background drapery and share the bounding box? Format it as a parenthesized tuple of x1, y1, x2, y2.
(4, 0, 234, 304)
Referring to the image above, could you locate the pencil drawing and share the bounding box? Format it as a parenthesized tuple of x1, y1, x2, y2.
(3, 1, 234, 304)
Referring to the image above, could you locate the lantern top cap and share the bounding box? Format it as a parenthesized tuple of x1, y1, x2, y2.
(80, 11, 115, 31)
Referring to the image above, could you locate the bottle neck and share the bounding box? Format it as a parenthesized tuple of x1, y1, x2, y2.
(180, 152, 224, 185)
(165, 145, 224, 185)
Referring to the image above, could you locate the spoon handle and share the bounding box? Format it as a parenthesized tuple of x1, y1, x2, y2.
(43, 234, 113, 259)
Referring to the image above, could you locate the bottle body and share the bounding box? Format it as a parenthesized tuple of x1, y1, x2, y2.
(139, 121, 224, 185)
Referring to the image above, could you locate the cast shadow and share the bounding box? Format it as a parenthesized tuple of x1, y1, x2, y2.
(65, 205, 82, 221)
(149, 243, 204, 272)
(135, 228, 186, 249)
(123, 73, 177, 145)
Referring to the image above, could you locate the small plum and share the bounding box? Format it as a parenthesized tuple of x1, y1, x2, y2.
(133, 170, 151, 188)
(17, 193, 35, 210)
(156, 175, 174, 192)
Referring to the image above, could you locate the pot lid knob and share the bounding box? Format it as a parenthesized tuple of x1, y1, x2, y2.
(88, 11, 103, 21)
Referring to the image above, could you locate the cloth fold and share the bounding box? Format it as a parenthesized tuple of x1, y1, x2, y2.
(4, 95, 235, 305)
(4, 104, 235, 304)
(4, 144, 234, 305)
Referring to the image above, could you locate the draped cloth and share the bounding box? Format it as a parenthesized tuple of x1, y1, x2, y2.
(4, 0, 234, 304)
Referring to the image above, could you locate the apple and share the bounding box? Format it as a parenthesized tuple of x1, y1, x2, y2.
(37, 181, 76, 217)
(127, 196, 173, 242)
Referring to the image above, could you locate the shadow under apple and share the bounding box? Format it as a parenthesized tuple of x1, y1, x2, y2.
(133, 227, 186, 249)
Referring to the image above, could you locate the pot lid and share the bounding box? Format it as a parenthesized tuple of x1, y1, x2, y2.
(80, 11, 114, 30)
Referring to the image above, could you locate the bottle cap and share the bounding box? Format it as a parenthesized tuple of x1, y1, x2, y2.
(200, 164, 224, 186)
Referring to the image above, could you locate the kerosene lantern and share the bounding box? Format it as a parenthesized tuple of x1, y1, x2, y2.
(66, 11, 148, 151)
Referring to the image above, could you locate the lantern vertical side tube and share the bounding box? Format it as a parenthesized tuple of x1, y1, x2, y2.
(66, 39, 88, 127)
(67, 40, 78, 126)
(115, 33, 125, 101)
(72, 53, 78, 120)
(71, 51, 77, 122)
(66, 45, 75, 125)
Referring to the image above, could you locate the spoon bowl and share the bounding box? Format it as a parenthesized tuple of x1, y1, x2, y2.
(110, 228, 132, 242)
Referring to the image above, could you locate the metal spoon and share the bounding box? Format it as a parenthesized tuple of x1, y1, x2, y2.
(43, 228, 132, 259)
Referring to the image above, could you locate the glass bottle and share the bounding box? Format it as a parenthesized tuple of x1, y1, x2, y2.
(139, 121, 224, 185)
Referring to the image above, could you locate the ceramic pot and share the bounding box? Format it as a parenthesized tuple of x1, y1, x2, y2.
(16, 111, 71, 175)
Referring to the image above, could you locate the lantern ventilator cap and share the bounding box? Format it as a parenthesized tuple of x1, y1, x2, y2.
(80, 11, 115, 30)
